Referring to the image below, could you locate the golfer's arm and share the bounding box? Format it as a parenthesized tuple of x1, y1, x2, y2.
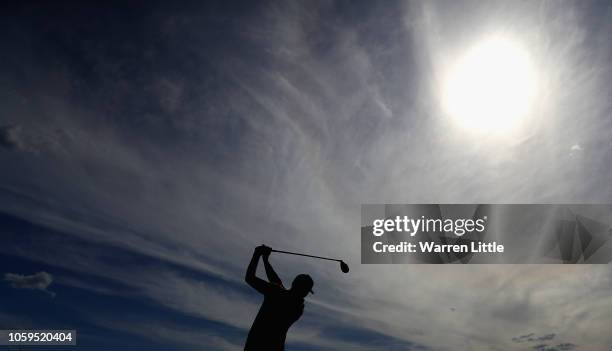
(245, 252, 261, 285)
(263, 257, 283, 287)
(245, 252, 275, 294)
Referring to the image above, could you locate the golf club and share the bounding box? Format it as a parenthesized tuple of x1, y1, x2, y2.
(271, 249, 350, 273)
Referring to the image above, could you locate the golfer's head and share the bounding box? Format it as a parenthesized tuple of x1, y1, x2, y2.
(291, 274, 314, 297)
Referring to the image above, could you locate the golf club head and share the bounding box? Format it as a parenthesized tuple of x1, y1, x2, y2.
(340, 261, 349, 273)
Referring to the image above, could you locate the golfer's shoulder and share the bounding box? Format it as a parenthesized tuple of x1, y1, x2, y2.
(264, 284, 286, 296)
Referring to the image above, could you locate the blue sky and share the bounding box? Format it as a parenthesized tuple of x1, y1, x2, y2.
(1, 1, 612, 350)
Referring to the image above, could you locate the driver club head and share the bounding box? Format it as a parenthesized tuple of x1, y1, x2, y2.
(339, 260, 350, 273)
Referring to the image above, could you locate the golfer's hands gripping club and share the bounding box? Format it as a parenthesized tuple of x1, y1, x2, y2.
(254, 244, 272, 259)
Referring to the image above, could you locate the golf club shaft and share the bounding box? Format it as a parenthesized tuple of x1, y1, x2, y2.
(271, 249, 341, 262)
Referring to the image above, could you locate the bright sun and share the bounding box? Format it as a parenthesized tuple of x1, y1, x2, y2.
(442, 36, 538, 135)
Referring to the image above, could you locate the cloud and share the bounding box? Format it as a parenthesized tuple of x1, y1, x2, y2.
(570, 144, 582, 152)
(0, 125, 24, 150)
(0, 124, 77, 154)
(4, 271, 55, 297)
(533, 343, 578, 351)
(513, 333, 556, 343)
(155, 77, 184, 114)
(90, 317, 243, 351)
(513, 333, 579, 351)
(569, 143, 584, 157)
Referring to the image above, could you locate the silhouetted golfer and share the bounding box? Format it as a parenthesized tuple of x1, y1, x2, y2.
(244, 245, 313, 351)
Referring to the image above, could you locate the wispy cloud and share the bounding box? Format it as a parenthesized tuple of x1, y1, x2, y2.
(0, 125, 24, 151)
(4, 271, 55, 297)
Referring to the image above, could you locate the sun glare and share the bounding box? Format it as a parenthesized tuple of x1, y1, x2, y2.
(442, 36, 538, 135)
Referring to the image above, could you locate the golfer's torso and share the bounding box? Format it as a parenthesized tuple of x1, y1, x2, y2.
(245, 292, 304, 350)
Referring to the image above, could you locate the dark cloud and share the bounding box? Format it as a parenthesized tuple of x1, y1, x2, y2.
(513, 333, 556, 343)
(4, 271, 55, 297)
(539, 334, 556, 342)
(513, 333, 577, 351)
(0, 125, 23, 150)
(532, 343, 578, 351)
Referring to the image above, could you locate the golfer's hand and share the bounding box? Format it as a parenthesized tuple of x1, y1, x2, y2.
(255, 245, 272, 258)
(261, 245, 272, 259)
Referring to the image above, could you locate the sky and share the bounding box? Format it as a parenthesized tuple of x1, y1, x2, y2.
(1, 0, 612, 350)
